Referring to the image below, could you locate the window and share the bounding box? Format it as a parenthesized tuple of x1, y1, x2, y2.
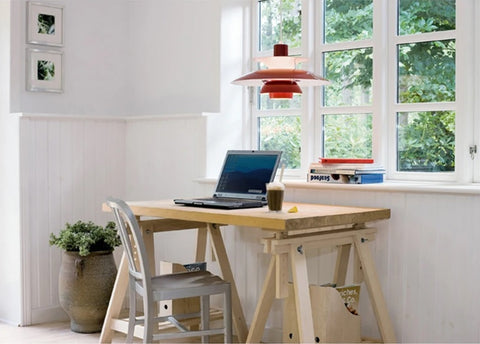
(393, 0, 456, 177)
(320, 0, 374, 162)
(251, 0, 472, 181)
(254, 0, 303, 171)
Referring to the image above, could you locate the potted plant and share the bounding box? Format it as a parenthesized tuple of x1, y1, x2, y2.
(49, 220, 121, 333)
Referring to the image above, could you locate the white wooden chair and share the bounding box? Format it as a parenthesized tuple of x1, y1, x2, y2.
(106, 197, 232, 343)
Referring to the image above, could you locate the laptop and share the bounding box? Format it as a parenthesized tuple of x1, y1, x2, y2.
(174, 150, 282, 209)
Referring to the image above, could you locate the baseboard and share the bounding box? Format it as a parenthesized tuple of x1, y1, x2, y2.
(30, 306, 69, 325)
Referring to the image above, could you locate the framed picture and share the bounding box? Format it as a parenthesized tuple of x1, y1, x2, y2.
(26, 48, 63, 93)
(27, 2, 64, 46)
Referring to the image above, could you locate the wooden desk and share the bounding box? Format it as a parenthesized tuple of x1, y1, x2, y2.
(99, 200, 395, 343)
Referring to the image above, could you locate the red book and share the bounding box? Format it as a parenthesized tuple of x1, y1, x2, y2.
(319, 158, 374, 164)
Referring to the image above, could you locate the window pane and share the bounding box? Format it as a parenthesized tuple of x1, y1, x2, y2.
(397, 111, 455, 172)
(258, 116, 301, 168)
(323, 114, 372, 158)
(324, 0, 373, 44)
(398, 40, 455, 103)
(398, 0, 455, 36)
(324, 48, 373, 106)
(259, 0, 302, 51)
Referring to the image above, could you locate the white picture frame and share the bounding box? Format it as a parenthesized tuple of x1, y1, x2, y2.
(26, 48, 63, 93)
(27, 2, 64, 46)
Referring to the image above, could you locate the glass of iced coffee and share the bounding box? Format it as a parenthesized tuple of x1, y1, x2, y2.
(266, 182, 284, 211)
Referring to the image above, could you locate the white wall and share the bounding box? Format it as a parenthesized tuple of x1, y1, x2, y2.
(128, 0, 221, 115)
(205, 0, 249, 177)
(125, 114, 208, 200)
(9, 0, 223, 117)
(9, 0, 130, 116)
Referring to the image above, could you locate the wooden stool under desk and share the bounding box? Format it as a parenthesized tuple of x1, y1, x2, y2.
(247, 224, 396, 343)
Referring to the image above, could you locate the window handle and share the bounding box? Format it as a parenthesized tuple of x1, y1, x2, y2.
(469, 145, 477, 160)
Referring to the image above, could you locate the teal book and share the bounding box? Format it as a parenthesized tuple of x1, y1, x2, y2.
(307, 173, 384, 184)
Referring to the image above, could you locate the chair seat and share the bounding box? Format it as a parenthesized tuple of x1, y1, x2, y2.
(150, 271, 230, 300)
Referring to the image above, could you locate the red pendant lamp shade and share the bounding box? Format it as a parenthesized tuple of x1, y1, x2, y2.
(232, 43, 329, 99)
(260, 80, 302, 99)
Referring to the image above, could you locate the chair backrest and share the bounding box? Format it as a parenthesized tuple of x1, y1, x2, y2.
(106, 198, 152, 289)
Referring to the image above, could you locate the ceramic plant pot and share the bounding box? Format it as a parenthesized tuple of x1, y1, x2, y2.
(58, 250, 117, 333)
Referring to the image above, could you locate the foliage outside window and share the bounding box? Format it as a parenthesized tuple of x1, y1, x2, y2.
(259, 0, 302, 51)
(323, 114, 372, 158)
(324, 0, 372, 44)
(396, 0, 456, 172)
(323, 48, 373, 107)
(258, 116, 301, 169)
(321, 0, 373, 160)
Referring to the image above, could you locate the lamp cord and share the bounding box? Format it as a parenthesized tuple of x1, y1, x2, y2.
(279, 0, 284, 43)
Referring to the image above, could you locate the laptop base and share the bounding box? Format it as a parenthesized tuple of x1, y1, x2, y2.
(174, 198, 265, 210)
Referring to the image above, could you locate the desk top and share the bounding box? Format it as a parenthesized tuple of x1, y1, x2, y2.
(119, 200, 390, 232)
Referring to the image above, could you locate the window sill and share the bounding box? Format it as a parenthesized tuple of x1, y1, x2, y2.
(196, 178, 480, 195)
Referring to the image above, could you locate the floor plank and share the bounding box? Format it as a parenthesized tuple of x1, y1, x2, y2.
(0, 322, 108, 343)
(0, 321, 234, 343)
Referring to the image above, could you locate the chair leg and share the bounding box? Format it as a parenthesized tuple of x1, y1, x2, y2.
(127, 279, 136, 343)
(201, 295, 210, 344)
(143, 296, 154, 344)
(224, 285, 232, 344)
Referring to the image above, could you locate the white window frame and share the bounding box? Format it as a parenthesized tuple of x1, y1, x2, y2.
(386, 0, 462, 182)
(250, 0, 476, 183)
(315, 0, 375, 169)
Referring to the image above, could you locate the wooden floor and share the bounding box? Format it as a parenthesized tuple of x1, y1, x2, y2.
(0, 321, 234, 343)
(0, 321, 104, 343)
(0, 321, 128, 343)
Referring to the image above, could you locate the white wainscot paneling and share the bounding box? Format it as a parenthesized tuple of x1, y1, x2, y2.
(279, 186, 480, 343)
(20, 115, 126, 324)
(19, 113, 210, 325)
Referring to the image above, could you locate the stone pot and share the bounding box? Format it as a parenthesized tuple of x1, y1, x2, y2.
(58, 250, 117, 333)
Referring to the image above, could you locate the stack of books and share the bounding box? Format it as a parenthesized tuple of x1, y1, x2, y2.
(308, 158, 385, 184)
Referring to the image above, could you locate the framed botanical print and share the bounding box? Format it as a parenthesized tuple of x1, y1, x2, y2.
(26, 48, 63, 93)
(27, 2, 64, 46)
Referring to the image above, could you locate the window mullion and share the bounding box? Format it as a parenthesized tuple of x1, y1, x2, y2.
(256, 109, 301, 117)
(455, 0, 475, 182)
(320, 39, 374, 53)
(474, 1, 480, 181)
(394, 30, 456, 45)
(386, 0, 398, 180)
(372, 0, 389, 170)
(393, 102, 456, 112)
(320, 105, 373, 115)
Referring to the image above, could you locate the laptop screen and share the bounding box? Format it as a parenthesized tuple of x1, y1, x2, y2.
(214, 150, 282, 199)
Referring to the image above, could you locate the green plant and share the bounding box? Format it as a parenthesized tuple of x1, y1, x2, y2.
(49, 220, 121, 256)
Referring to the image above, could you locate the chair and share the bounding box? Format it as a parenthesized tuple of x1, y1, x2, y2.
(106, 197, 232, 343)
